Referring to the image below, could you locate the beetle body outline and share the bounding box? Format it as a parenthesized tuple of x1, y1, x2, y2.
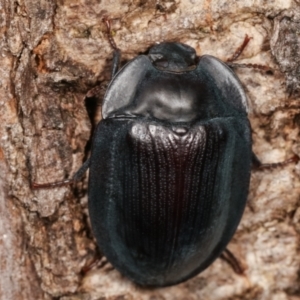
(88, 42, 252, 286)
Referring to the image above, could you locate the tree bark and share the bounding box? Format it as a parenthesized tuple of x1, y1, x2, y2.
(1, 0, 300, 299)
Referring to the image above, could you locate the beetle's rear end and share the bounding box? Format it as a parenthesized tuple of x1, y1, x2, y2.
(88, 42, 252, 286)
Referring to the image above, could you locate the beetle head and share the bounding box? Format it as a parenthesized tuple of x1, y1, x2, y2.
(148, 42, 197, 72)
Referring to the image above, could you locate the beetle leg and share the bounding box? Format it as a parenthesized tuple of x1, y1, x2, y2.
(220, 248, 244, 275)
(72, 158, 91, 181)
(85, 85, 103, 99)
(31, 158, 90, 189)
(103, 17, 121, 78)
(81, 255, 110, 275)
(252, 152, 299, 170)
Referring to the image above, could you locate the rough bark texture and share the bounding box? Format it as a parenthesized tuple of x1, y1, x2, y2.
(1, 0, 300, 299)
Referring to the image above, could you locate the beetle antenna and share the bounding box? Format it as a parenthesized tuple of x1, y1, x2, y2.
(103, 17, 119, 51)
(226, 35, 276, 73)
(227, 62, 274, 72)
(227, 34, 252, 62)
(102, 17, 121, 78)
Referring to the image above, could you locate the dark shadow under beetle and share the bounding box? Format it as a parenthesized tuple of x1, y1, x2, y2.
(32, 21, 298, 287)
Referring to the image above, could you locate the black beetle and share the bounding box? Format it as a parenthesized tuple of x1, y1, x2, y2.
(33, 34, 253, 286)
(87, 40, 252, 285)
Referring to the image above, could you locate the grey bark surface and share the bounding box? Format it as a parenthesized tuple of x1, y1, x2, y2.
(0, 0, 300, 299)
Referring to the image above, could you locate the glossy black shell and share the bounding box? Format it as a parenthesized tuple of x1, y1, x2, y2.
(88, 42, 252, 287)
